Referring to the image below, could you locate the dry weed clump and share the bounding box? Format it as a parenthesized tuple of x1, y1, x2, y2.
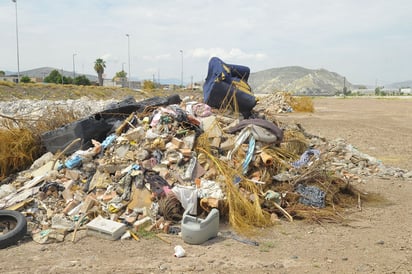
(281, 128, 310, 155)
(0, 81, 15, 87)
(283, 92, 314, 113)
(196, 142, 272, 235)
(0, 106, 81, 180)
(0, 128, 39, 179)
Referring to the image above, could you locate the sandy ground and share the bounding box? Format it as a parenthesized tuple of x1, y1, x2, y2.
(1, 96, 412, 274)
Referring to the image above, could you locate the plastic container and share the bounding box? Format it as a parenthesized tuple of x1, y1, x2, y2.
(174, 245, 186, 257)
(181, 207, 219, 245)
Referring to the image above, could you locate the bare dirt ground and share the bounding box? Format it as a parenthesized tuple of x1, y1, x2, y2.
(1, 97, 412, 274)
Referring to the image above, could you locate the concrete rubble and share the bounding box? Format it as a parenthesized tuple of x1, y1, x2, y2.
(254, 93, 294, 114)
(0, 92, 410, 246)
(0, 98, 115, 118)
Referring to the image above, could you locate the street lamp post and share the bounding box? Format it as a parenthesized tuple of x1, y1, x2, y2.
(122, 62, 126, 87)
(180, 50, 183, 88)
(72, 53, 77, 79)
(126, 34, 131, 89)
(12, 0, 20, 83)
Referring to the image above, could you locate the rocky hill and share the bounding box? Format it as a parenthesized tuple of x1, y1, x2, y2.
(386, 80, 412, 89)
(248, 66, 353, 95)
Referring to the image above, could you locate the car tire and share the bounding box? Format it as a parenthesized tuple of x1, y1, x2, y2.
(0, 210, 27, 249)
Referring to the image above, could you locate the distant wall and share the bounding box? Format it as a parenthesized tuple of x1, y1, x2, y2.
(1, 76, 19, 83)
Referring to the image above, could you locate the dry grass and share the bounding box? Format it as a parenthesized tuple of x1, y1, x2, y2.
(0, 81, 15, 88)
(196, 130, 273, 234)
(0, 128, 39, 179)
(0, 106, 82, 180)
(0, 82, 146, 101)
(283, 92, 315, 112)
(281, 128, 309, 156)
(291, 96, 314, 112)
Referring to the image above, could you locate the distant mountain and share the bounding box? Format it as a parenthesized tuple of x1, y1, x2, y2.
(15, 67, 98, 81)
(248, 66, 353, 95)
(3, 71, 14, 76)
(158, 78, 182, 85)
(386, 80, 412, 89)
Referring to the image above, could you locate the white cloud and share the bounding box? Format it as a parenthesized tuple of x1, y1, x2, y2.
(100, 54, 113, 62)
(142, 54, 172, 61)
(191, 48, 266, 61)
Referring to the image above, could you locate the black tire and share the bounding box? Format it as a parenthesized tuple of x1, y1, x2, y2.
(0, 210, 27, 249)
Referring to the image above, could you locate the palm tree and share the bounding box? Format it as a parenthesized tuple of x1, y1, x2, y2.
(94, 58, 106, 86)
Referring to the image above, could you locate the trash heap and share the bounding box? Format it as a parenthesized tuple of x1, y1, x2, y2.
(0, 92, 410, 245)
(255, 92, 294, 114)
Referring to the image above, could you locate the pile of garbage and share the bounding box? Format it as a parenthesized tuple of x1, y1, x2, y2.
(1, 55, 409, 249)
(0, 91, 410, 247)
(255, 92, 294, 114)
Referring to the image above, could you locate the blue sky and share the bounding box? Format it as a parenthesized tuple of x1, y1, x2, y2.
(1, 0, 411, 85)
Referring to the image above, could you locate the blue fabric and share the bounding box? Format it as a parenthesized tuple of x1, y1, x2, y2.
(292, 149, 320, 168)
(203, 57, 256, 117)
(228, 63, 250, 81)
(101, 134, 117, 149)
(64, 154, 82, 169)
(296, 184, 326, 208)
(242, 135, 256, 174)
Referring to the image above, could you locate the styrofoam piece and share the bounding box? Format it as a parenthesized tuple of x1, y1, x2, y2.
(86, 215, 126, 240)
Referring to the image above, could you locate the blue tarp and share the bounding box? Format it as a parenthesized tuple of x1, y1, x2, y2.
(203, 57, 256, 118)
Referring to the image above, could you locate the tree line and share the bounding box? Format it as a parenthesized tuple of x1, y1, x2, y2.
(43, 58, 108, 86)
(3, 58, 128, 86)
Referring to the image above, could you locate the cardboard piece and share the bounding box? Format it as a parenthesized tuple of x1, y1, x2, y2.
(127, 186, 152, 210)
(31, 161, 56, 178)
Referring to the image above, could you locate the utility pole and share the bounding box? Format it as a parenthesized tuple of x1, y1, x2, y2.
(12, 0, 20, 83)
(180, 50, 183, 88)
(121, 62, 126, 88)
(343, 76, 346, 95)
(72, 53, 77, 79)
(126, 34, 131, 89)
